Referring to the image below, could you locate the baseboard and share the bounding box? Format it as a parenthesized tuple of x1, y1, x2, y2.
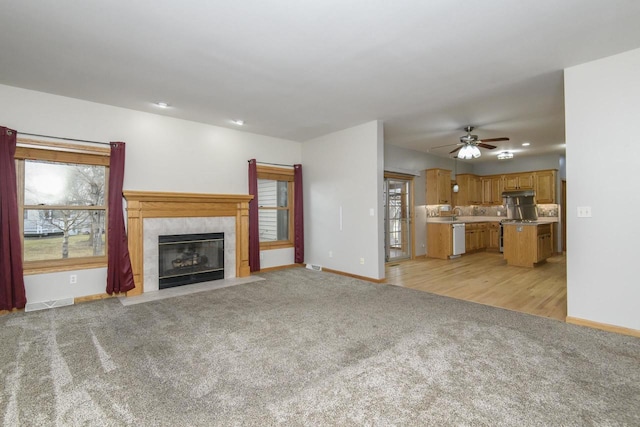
(258, 263, 304, 273)
(321, 267, 386, 283)
(75, 292, 125, 304)
(566, 316, 640, 338)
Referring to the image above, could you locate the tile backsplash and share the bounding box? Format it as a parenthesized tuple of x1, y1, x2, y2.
(426, 203, 560, 218)
(537, 204, 560, 217)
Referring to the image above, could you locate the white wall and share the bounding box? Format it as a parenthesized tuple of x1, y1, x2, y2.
(0, 84, 301, 302)
(303, 121, 384, 280)
(565, 48, 640, 330)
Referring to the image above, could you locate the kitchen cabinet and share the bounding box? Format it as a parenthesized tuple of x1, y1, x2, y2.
(426, 168, 452, 205)
(451, 169, 556, 207)
(504, 172, 534, 191)
(503, 223, 553, 267)
(456, 174, 482, 205)
(427, 223, 452, 259)
(488, 222, 500, 250)
(465, 222, 488, 252)
(534, 170, 556, 203)
(482, 175, 505, 205)
(536, 225, 553, 262)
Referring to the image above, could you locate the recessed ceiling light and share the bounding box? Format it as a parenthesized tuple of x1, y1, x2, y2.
(232, 119, 245, 126)
(154, 102, 170, 108)
(522, 142, 531, 146)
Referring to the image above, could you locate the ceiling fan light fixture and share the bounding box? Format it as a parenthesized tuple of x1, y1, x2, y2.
(497, 151, 514, 160)
(458, 145, 471, 159)
(471, 145, 481, 158)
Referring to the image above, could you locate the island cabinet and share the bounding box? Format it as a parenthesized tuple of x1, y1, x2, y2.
(427, 223, 452, 259)
(503, 223, 553, 267)
(426, 168, 452, 205)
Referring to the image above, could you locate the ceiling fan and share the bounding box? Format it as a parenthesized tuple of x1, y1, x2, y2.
(435, 126, 509, 159)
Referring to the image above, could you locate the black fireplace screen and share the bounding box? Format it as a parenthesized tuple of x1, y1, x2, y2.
(158, 232, 224, 289)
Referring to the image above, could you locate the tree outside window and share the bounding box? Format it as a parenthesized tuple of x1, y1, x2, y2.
(16, 140, 110, 272)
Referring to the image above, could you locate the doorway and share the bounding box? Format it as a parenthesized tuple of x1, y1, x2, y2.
(384, 173, 414, 262)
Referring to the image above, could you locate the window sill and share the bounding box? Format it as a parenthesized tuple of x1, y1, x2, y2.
(24, 260, 108, 275)
(259, 241, 294, 251)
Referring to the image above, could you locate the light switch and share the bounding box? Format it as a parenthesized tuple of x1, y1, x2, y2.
(369, 208, 375, 216)
(577, 206, 592, 217)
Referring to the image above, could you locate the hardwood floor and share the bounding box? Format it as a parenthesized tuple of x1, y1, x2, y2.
(385, 251, 567, 321)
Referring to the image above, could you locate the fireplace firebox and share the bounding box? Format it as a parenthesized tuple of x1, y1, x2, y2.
(158, 233, 224, 289)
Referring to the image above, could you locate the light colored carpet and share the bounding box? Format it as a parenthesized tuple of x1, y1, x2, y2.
(1, 268, 639, 426)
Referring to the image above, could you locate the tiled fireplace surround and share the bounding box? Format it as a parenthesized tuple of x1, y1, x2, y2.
(122, 191, 253, 296)
(144, 217, 235, 292)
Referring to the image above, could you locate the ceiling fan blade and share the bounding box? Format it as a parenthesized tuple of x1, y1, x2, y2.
(430, 142, 461, 150)
(449, 146, 463, 154)
(477, 143, 497, 150)
(478, 137, 509, 143)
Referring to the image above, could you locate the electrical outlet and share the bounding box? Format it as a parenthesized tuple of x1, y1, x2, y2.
(329, 251, 333, 258)
(260, 253, 264, 261)
(69, 274, 77, 284)
(577, 206, 592, 217)
(360, 258, 365, 265)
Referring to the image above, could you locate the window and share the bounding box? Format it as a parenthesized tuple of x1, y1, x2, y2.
(15, 139, 110, 273)
(256, 165, 294, 249)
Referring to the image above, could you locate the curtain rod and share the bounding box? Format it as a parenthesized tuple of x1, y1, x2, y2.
(18, 131, 111, 146)
(249, 160, 295, 168)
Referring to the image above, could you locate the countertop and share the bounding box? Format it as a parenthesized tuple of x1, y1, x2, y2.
(426, 216, 558, 225)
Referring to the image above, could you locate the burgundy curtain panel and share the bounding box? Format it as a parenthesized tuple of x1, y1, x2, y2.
(106, 142, 135, 294)
(293, 164, 304, 264)
(248, 159, 260, 272)
(0, 127, 27, 310)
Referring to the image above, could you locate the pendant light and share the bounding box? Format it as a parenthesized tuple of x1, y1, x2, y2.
(452, 157, 459, 193)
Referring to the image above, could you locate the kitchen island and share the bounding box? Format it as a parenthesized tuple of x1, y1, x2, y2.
(502, 222, 553, 267)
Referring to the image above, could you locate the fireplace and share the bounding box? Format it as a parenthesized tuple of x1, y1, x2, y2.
(122, 191, 252, 296)
(158, 232, 224, 289)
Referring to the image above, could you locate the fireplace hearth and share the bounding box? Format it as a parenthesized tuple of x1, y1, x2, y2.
(158, 232, 224, 289)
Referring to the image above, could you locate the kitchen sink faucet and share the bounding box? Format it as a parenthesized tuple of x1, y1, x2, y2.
(452, 206, 462, 220)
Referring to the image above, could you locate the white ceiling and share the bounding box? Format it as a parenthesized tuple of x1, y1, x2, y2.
(2, 1, 640, 162)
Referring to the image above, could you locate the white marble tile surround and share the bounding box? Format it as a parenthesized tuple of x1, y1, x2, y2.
(143, 217, 236, 292)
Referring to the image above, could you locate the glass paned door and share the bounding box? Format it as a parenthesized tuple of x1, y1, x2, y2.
(384, 177, 411, 262)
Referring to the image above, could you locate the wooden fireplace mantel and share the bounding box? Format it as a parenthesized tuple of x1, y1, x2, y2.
(123, 191, 253, 296)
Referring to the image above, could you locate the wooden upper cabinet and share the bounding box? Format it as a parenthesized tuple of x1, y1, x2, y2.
(482, 175, 504, 205)
(470, 176, 482, 204)
(490, 176, 505, 204)
(481, 178, 492, 205)
(504, 172, 534, 191)
(534, 170, 556, 203)
(455, 174, 481, 205)
(426, 168, 452, 205)
(449, 169, 556, 206)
